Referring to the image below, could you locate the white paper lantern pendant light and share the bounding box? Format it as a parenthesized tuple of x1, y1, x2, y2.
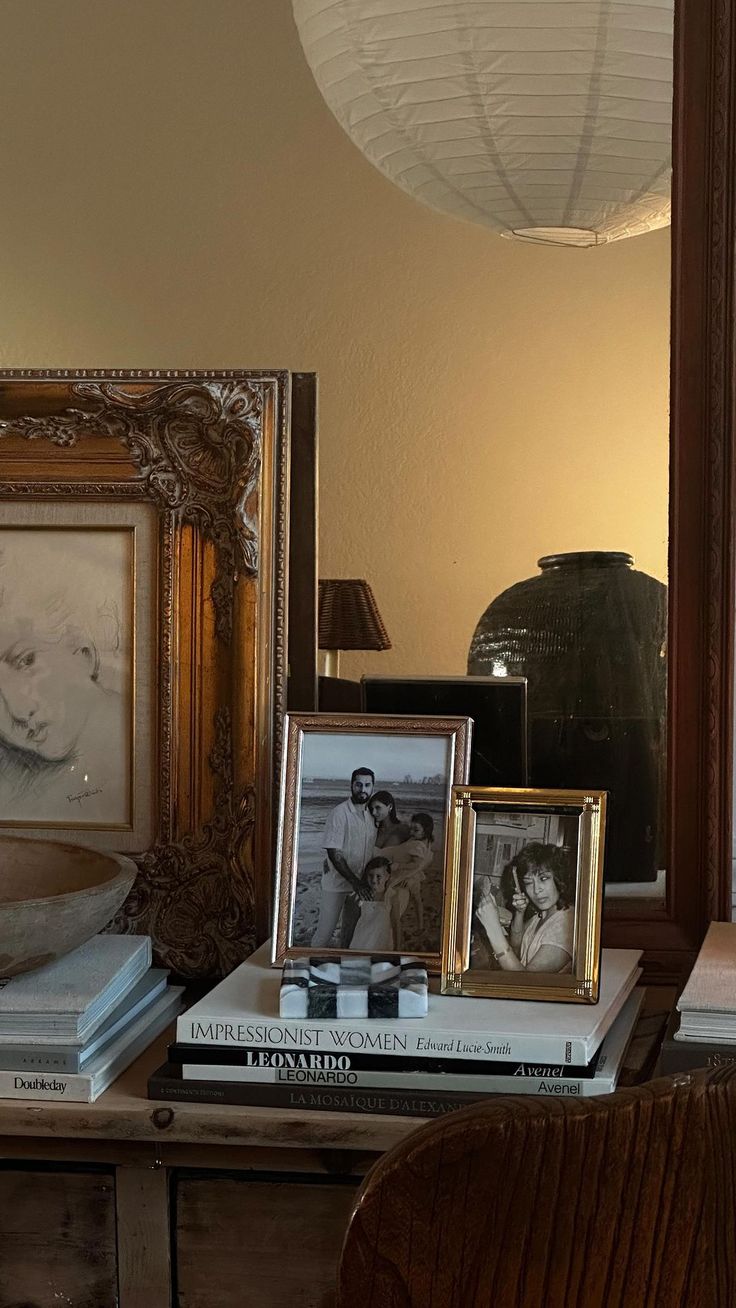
(292, 1, 673, 247)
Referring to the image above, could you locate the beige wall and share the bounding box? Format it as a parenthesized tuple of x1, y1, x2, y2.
(0, 0, 670, 683)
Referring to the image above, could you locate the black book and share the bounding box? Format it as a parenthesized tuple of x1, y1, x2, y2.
(168, 1042, 602, 1079)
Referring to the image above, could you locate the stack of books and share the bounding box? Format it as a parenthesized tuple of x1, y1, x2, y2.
(148, 942, 644, 1118)
(660, 921, 736, 1075)
(0, 934, 184, 1102)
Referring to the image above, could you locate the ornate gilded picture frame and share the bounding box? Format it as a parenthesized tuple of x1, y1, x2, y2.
(442, 787, 606, 1003)
(0, 369, 290, 977)
(273, 712, 472, 970)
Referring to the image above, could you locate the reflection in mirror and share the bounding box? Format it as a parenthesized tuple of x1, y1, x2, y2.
(468, 552, 666, 898)
(302, 3, 673, 907)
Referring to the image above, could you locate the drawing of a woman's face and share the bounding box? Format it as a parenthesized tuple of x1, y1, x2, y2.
(0, 634, 98, 763)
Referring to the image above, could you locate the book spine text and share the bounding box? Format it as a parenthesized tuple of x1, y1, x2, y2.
(179, 1063, 611, 1095)
(175, 1018, 591, 1064)
(150, 1072, 612, 1113)
(169, 1044, 597, 1078)
(0, 1050, 81, 1073)
(0, 1072, 91, 1101)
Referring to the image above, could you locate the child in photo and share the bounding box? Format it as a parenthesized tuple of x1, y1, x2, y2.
(349, 856, 395, 951)
(385, 813, 435, 949)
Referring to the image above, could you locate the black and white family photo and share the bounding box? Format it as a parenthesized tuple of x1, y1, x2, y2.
(287, 730, 458, 957)
(470, 810, 580, 975)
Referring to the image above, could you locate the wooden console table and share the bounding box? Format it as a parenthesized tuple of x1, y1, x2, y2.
(0, 1028, 419, 1308)
(0, 987, 672, 1308)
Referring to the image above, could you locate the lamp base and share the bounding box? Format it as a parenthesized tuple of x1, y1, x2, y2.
(323, 649, 341, 678)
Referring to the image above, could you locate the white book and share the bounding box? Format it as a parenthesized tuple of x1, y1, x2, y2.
(0, 985, 184, 1102)
(0, 935, 152, 1041)
(676, 1017, 736, 1042)
(177, 941, 642, 1066)
(0, 970, 170, 1072)
(181, 990, 644, 1097)
(676, 923, 736, 1042)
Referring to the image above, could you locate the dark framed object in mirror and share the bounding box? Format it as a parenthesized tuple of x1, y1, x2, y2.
(319, 675, 362, 712)
(362, 676, 527, 788)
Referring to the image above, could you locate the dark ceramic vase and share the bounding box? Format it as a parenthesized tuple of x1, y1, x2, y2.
(467, 551, 667, 883)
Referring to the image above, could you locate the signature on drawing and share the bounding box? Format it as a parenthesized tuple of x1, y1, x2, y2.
(67, 787, 104, 806)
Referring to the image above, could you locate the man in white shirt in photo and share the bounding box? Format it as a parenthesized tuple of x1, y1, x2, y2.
(311, 766, 376, 948)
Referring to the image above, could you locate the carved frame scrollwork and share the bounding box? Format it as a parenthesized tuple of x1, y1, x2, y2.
(0, 369, 290, 977)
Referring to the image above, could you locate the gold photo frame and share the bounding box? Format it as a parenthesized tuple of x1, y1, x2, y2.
(0, 369, 290, 977)
(273, 712, 472, 969)
(442, 787, 606, 1003)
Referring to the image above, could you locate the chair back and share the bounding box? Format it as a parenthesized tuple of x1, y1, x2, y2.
(337, 1066, 736, 1307)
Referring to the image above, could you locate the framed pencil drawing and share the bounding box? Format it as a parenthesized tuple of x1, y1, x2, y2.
(0, 507, 154, 836)
(442, 787, 606, 1003)
(273, 712, 473, 970)
(0, 369, 291, 976)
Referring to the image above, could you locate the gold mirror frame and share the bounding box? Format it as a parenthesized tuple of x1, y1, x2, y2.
(0, 369, 290, 978)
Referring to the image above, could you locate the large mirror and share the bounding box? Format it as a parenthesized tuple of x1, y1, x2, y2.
(287, 0, 736, 980)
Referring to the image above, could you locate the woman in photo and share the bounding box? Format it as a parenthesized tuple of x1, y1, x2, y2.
(369, 790, 410, 849)
(475, 842, 576, 973)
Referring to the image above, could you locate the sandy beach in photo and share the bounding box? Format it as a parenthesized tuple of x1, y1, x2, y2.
(292, 778, 447, 953)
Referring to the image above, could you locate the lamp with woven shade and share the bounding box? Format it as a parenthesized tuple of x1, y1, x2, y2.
(318, 579, 391, 678)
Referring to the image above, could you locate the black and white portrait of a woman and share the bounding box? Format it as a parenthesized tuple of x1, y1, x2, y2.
(470, 812, 580, 976)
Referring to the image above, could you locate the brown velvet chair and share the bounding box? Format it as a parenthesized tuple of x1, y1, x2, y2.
(337, 1066, 736, 1307)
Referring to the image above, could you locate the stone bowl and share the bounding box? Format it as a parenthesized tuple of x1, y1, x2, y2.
(0, 835, 137, 978)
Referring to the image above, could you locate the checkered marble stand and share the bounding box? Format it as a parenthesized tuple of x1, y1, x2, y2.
(280, 956, 428, 1019)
